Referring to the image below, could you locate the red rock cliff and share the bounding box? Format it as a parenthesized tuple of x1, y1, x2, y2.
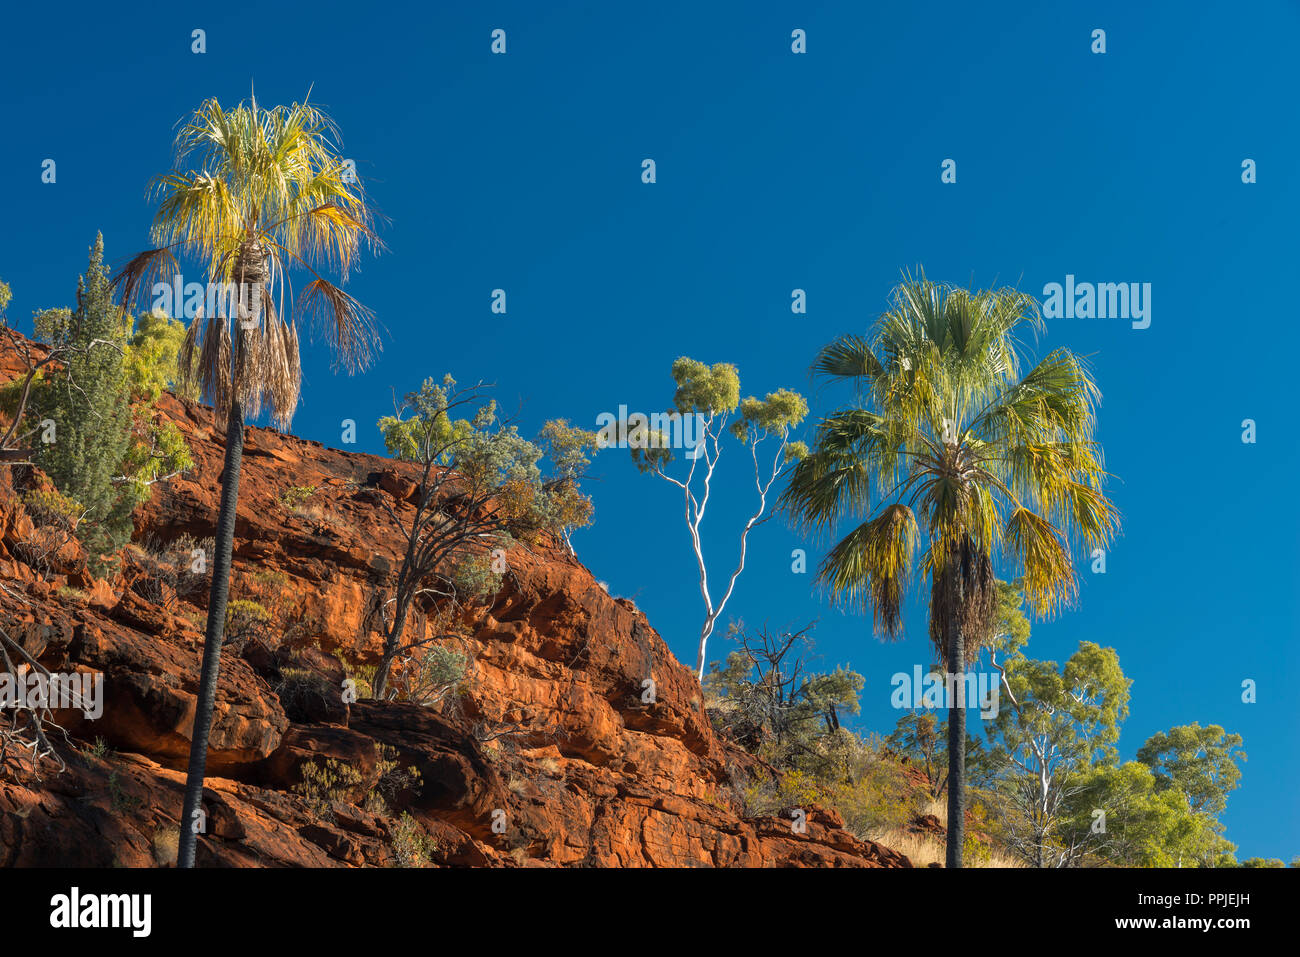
(0, 338, 909, 867)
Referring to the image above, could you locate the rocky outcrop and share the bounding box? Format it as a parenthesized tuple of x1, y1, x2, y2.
(0, 334, 909, 867)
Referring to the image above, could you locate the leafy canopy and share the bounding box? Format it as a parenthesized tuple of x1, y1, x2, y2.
(115, 94, 382, 428)
(782, 271, 1119, 657)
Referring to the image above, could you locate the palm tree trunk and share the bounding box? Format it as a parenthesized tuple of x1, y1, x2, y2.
(946, 616, 966, 869)
(177, 398, 244, 867)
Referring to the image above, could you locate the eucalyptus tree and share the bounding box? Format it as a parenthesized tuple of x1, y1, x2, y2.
(114, 95, 381, 867)
(781, 273, 1119, 866)
(628, 358, 808, 679)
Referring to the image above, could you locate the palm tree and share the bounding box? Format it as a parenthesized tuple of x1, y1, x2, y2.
(114, 94, 382, 867)
(780, 272, 1118, 867)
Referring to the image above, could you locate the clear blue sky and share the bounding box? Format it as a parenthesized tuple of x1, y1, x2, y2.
(2, 1, 1296, 861)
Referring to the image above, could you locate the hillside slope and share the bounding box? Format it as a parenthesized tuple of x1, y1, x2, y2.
(0, 337, 910, 867)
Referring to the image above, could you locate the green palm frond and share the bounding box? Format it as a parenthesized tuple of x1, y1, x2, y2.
(786, 273, 1119, 651)
(779, 408, 916, 537)
(819, 503, 918, 636)
(114, 93, 383, 426)
(811, 333, 884, 383)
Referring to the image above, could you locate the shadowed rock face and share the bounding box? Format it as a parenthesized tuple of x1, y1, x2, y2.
(0, 335, 910, 867)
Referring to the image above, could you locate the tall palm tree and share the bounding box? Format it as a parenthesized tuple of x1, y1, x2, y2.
(780, 273, 1118, 867)
(114, 94, 382, 867)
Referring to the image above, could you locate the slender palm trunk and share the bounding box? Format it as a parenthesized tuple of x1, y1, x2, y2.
(945, 613, 966, 869)
(177, 398, 244, 867)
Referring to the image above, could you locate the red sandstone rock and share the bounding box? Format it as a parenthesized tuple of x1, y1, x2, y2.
(0, 331, 910, 868)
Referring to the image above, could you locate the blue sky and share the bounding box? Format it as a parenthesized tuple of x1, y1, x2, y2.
(2, 1, 1296, 861)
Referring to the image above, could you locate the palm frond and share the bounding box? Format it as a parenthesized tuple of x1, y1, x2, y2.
(1004, 507, 1077, 616)
(818, 503, 918, 636)
(111, 247, 181, 313)
(294, 277, 380, 373)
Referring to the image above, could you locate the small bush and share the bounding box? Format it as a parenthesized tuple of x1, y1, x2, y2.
(293, 758, 366, 820)
(389, 812, 436, 867)
(280, 485, 318, 509)
(224, 599, 271, 649)
(406, 645, 468, 707)
(445, 550, 503, 601)
(23, 487, 82, 528)
(152, 824, 180, 867)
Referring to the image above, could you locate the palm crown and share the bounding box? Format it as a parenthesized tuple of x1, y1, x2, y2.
(781, 273, 1119, 662)
(114, 94, 381, 427)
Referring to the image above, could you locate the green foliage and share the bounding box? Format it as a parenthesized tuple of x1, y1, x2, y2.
(23, 486, 84, 526)
(378, 375, 483, 464)
(406, 645, 468, 707)
(632, 357, 808, 474)
(536, 418, 600, 548)
(296, 744, 422, 825)
(279, 484, 319, 509)
(445, 550, 502, 600)
(991, 640, 1131, 770)
(981, 592, 1247, 866)
(885, 710, 996, 798)
(32, 307, 72, 345)
(20, 241, 193, 569)
(119, 415, 193, 502)
(730, 388, 810, 445)
(781, 274, 1119, 660)
(293, 757, 366, 819)
(388, 812, 437, 867)
(630, 358, 808, 677)
(1137, 723, 1245, 816)
(707, 625, 926, 838)
(0, 368, 46, 419)
(742, 736, 920, 840)
(539, 418, 599, 480)
(372, 743, 423, 806)
(224, 599, 271, 647)
(30, 234, 134, 560)
(107, 768, 143, 812)
(123, 309, 195, 402)
(670, 357, 740, 415)
(17, 487, 85, 578)
(705, 622, 863, 779)
(378, 376, 592, 545)
(1056, 761, 1233, 867)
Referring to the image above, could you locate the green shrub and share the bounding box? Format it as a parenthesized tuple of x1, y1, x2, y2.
(293, 758, 366, 819)
(279, 485, 318, 509)
(389, 812, 436, 867)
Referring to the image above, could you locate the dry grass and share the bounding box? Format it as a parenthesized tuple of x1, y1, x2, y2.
(869, 827, 1024, 868)
(152, 824, 180, 867)
(870, 797, 1024, 868)
(872, 829, 945, 866)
